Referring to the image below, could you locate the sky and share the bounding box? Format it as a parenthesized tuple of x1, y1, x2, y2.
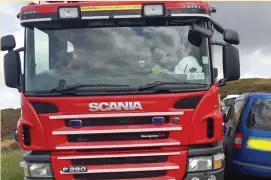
(1, 1, 271, 109)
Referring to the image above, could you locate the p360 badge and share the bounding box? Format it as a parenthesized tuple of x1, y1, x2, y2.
(62, 166, 88, 173)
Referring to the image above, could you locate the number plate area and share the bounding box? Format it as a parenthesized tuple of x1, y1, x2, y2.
(62, 166, 88, 173)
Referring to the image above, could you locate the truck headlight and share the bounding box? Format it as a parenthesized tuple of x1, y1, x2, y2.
(187, 153, 224, 172)
(59, 7, 80, 19)
(188, 156, 213, 172)
(20, 162, 53, 178)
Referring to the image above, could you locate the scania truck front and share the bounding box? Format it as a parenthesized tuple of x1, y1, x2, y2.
(1, 1, 240, 180)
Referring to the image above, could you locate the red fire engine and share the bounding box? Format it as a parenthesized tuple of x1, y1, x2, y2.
(1, 1, 240, 180)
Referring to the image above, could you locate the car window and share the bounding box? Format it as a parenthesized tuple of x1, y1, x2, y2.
(225, 100, 244, 126)
(232, 100, 245, 127)
(247, 98, 271, 131)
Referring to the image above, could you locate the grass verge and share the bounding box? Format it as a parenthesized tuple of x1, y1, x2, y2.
(1, 150, 24, 180)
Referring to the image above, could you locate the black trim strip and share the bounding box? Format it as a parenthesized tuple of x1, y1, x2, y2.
(67, 132, 169, 142)
(20, 13, 55, 20)
(188, 142, 223, 156)
(30, 102, 59, 114)
(24, 151, 51, 163)
(174, 96, 202, 109)
(73, 170, 167, 179)
(166, 8, 208, 16)
(65, 117, 170, 127)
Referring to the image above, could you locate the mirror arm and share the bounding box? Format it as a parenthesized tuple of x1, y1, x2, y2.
(210, 40, 227, 46)
(14, 47, 25, 53)
(210, 19, 224, 34)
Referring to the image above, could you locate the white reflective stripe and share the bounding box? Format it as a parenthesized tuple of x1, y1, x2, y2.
(114, 15, 141, 18)
(56, 142, 180, 150)
(82, 16, 109, 19)
(53, 127, 182, 135)
(20, 18, 52, 23)
(170, 14, 211, 19)
(58, 152, 181, 160)
(49, 111, 184, 119)
(60, 165, 179, 174)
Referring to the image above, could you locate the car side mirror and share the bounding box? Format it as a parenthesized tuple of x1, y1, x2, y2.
(1, 35, 16, 51)
(223, 45, 240, 82)
(223, 29, 240, 45)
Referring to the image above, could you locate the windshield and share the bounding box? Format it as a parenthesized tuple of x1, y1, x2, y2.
(24, 25, 211, 94)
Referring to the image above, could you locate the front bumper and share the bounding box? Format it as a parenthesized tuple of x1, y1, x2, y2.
(184, 168, 224, 180)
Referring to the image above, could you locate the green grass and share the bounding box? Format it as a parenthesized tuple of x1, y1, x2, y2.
(1, 150, 24, 180)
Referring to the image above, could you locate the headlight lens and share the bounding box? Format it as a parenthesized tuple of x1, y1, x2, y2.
(20, 162, 53, 178)
(29, 163, 52, 177)
(59, 7, 79, 19)
(187, 153, 225, 172)
(188, 156, 212, 172)
(143, 5, 164, 16)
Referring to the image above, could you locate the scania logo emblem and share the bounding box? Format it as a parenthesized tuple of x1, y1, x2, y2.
(172, 117, 180, 124)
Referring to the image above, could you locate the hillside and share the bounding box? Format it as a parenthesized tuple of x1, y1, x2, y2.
(1, 78, 271, 141)
(220, 78, 271, 98)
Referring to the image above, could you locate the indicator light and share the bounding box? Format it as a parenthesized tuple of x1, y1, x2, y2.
(68, 120, 82, 127)
(152, 117, 165, 124)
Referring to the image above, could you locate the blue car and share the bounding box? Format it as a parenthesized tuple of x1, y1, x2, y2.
(223, 93, 271, 178)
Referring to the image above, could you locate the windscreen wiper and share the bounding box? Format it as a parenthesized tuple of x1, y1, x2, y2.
(51, 83, 130, 93)
(137, 81, 208, 91)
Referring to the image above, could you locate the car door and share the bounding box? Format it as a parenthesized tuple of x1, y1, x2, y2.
(240, 97, 271, 166)
(224, 100, 245, 163)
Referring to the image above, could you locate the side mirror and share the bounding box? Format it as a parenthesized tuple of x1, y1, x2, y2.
(1, 35, 16, 51)
(223, 45, 240, 82)
(191, 23, 213, 38)
(188, 29, 202, 47)
(3, 51, 22, 89)
(223, 29, 240, 45)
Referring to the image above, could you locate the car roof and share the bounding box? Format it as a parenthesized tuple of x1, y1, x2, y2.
(234, 92, 271, 101)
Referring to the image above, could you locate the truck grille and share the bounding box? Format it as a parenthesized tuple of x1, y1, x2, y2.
(56, 151, 182, 180)
(53, 115, 182, 150)
(51, 112, 185, 179)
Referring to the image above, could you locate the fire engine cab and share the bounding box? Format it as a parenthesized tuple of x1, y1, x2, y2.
(1, 1, 240, 180)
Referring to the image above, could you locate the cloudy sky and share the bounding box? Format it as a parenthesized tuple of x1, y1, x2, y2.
(1, 1, 271, 109)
